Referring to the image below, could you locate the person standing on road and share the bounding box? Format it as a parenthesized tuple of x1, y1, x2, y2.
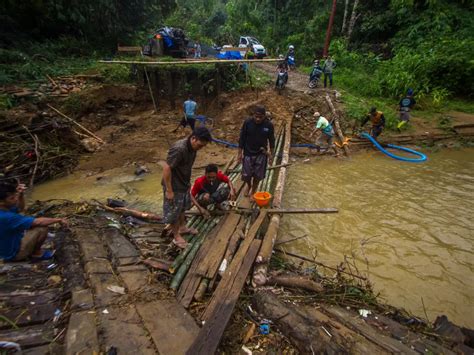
(398, 89, 416, 130)
(310, 112, 339, 155)
(161, 127, 212, 248)
(238, 106, 275, 198)
(322, 55, 337, 88)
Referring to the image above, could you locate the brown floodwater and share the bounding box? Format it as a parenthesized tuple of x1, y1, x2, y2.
(280, 148, 474, 328)
(32, 148, 474, 327)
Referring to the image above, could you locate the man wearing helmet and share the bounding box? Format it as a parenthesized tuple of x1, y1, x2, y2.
(275, 54, 289, 86)
(309, 59, 323, 83)
(310, 112, 339, 155)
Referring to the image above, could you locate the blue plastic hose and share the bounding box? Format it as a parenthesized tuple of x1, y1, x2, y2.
(360, 132, 427, 163)
(212, 138, 239, 148)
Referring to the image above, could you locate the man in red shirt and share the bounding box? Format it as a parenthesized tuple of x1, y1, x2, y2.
(190, 164, 236, 218)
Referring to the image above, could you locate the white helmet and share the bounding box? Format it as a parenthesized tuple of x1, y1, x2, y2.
(278, 54, 284, 59)
(289, 45, 294, 50)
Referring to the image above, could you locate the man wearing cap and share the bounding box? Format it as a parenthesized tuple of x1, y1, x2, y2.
(398, 89, 416, 129)
(310, 112, 338, 155)
(238, 106, 275, 198)
(361, 107, 385, 140)
(161, 126, 212, 248)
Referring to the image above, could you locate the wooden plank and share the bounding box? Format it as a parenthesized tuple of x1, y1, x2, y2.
(0, 324, 55, 348)
(187, 240, 262, 355)
(102, 228, 140, 259)
(177, 218, 227, 307)
(117, 46, 142, 52)
(99, 305, 156, 354)
(0, 302, 59, 329)
(0, 289, 59, 307)
(66, 311, 99, 354)
(201, 211, 267, 321)
(88, 273, 124, 307)
(137, 300, 199, 355)
(321, 306, 418, 354)
(71, 289, 94, 311)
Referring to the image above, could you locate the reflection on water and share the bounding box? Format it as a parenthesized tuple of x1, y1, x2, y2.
(31, 167, 165, 211)
(280, 148, 474, 328)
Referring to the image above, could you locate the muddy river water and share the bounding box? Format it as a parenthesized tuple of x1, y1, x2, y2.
(32, 148, 474, 327)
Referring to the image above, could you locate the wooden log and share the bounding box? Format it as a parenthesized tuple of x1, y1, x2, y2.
(253, 116, 292, 286)
(228, 163, 292, 174)
(187, 239, 262, 355)
(267, 274, 324, 293)
(325, 94, 350, 156)
(251, 290, 350, 353)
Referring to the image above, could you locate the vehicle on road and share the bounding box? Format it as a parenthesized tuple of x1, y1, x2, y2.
(238, 36, 266, 58)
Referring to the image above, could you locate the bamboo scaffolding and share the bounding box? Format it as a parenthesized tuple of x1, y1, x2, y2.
(99, 58, 281, 66)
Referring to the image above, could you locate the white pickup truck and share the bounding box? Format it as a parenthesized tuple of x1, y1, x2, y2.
(238, 36, 267, 58)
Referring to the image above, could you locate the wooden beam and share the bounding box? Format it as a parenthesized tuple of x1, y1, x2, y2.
(325, 94, 350, 156)
(99, 58, 281, 66)
(253, 116, 293, 285)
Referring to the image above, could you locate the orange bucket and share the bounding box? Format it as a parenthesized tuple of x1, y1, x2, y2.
(253, 191, 272, 207)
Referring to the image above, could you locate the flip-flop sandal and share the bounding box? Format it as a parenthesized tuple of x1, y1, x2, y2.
(31, 250, 55, 261)
(172, 239, 188, 249)
(180, 227, 198, 235)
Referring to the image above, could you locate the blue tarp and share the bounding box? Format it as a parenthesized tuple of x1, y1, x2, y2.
(215, 51, 243, 60)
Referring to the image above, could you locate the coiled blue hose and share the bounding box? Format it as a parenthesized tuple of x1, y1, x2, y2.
(361, 132, 427, 163)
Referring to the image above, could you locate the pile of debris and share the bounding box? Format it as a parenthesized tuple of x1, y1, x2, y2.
(1, 75, 99, 101)
(0, 105, 85, 184)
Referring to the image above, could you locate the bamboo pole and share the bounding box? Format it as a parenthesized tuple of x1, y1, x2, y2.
(325, 94, 349, 157)
(144, 67, 158, 113)
(169, 218, 208, 273)
(99, 58, 281, 66)
(253, 113, 293, 286)
(170, 218, 220, 290)
(47, 104, 105, 144)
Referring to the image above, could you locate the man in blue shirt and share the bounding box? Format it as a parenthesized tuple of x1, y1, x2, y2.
(173, 95, 198, 133)
(0, 178, 67, 261)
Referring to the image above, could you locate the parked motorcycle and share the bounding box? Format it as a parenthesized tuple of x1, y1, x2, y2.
(308, 67, 322, 89)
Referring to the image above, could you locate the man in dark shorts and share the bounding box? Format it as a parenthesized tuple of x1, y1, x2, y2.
(190, 164, 236, 218)
(161, 127, 212, 248)
(238, 106, 275, 198)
